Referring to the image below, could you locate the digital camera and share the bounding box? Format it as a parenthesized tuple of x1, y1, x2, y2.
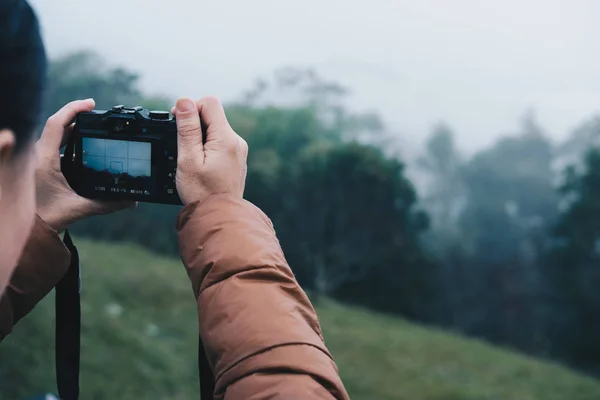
(61, 105, 182, 205)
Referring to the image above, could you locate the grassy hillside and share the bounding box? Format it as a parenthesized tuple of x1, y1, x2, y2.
(1, 239, 600, 399)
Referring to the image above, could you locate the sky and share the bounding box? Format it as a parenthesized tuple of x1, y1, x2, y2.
(30, 0, 600, 154)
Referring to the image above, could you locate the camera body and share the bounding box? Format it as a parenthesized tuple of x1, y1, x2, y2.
(62, 105, 182, 205)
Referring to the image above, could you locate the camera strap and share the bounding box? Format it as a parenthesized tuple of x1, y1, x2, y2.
(55, 230, 81, 400)
(199, 337, 215, 399)
(54, 231, 215, 399)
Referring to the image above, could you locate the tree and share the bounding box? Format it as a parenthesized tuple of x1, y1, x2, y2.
(239, 67, 387, 145)
(548, 149, 600, 369)
(417, 124, 469, 326)
(455, 116, 557, 350)
(285, 142, 432, 318)
(418, 123, 465, 258)
(556, 116, 600, 170)
(44, 51, 144, 118)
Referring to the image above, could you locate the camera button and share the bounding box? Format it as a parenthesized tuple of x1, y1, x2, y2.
(150, 111, 170, 120)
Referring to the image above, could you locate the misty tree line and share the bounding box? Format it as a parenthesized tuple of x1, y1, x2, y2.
(46, 51, 600, 374)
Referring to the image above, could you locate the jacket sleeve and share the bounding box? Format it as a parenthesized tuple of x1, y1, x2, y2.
(177, 195, 349, 400)
(0, 216, 70, 342)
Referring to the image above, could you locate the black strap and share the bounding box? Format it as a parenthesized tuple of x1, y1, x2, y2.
(55, 230, 81, 400)
(54, 231, 215, 399)
(199, 337, 215, 399)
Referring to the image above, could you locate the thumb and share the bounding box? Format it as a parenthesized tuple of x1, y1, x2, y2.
(174, 97, 204, 164)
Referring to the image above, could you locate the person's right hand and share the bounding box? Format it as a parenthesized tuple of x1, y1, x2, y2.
(172, 97, 248, 206)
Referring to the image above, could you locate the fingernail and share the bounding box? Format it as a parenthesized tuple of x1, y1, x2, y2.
(176, 98, 195, 113)
(83, 97, 94, 102)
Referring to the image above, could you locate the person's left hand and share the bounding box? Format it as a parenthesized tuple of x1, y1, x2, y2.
(35, 99, 136, 232)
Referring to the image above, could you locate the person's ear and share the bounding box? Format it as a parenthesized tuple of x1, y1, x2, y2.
(0, 129, 16, 199)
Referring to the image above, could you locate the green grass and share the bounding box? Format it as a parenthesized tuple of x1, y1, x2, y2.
(1, 238, 600, 399)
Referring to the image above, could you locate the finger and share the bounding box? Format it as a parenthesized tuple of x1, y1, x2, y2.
(174, 97, 204, 163)
(196, 96, 229, 129)
(195, 97, 237, 144)
(39, 99, 95, 155)
(77, 197, 137, 217)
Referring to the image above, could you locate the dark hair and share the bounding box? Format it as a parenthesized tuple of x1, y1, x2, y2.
(0, 0, 47, 155)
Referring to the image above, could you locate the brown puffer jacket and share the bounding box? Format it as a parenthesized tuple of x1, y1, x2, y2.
(0, 195, 349, 399)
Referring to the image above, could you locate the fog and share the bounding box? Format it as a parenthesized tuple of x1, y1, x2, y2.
(31, 0, 600, 152)
(6, 3, 600, 396)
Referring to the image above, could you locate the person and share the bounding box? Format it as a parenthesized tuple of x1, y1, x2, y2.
(0, 1, 349, 399)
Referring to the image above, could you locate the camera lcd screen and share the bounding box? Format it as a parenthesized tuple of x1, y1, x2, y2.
(81, 137, 153, 196)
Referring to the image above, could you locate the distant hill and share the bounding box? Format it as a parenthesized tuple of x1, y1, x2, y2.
(1, 239, 599, 399)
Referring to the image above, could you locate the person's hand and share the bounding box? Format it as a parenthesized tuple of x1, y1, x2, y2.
(172, 97, 248, 206)
(36, 99, 136, 232)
